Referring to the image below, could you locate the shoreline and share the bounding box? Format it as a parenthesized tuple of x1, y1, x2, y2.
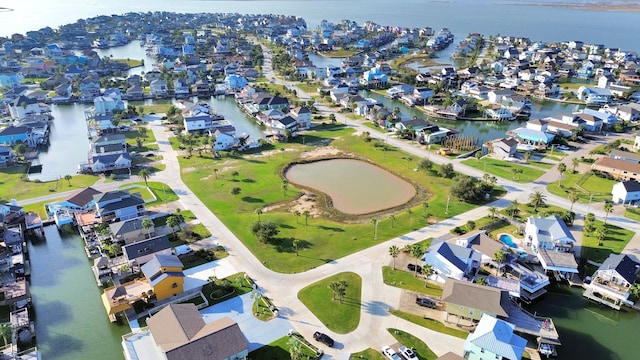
(509, 2, 640, 13)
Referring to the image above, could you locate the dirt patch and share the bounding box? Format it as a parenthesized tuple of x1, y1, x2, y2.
(299, 146, 343, 159)
(262, 192, 323, 218)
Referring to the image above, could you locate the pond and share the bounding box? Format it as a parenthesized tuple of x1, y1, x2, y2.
(284, 158, 416, 215)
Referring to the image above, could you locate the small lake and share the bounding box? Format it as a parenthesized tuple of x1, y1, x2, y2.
(285, 158, 415, 215)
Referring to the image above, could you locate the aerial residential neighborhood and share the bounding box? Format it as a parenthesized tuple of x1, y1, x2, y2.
(1, 4, 640, 360)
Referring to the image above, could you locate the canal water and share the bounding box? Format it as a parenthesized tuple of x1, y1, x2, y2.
(28, 226, 129, 360)
(528, 285, 639, 360)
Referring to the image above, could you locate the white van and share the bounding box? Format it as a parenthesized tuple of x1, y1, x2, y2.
(175, 245, 194, 256)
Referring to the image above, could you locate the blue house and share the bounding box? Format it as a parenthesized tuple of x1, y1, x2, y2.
(0, 126, 30, 146)
(94, 190, 146, 223)
(463, 314, 526, 360)
(224, 75, 248, 91)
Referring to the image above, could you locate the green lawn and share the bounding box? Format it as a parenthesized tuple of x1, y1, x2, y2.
(547, 172, 616, 203)
(581, 222, 635, 263)
(22, 198, 61, 219)
(178, 126, 489, 273)
(320, 49, 359, 57)
(127, 181, 178, 205)
(298, 272, 362, 334)
(249, 335, 319, 359)
(200, 272, 253, 307)
(624, 208, 640, 222)
(461, 158, 544, 183)
(382, 266, 443, 297)
(0, 166, 101, 201)
(349, 349, 385, 360)
(388, 328, 438, 360)
(178, 248, 228, 270)
(390, 310, 469, 339)
(112, 58, 144, 68)
(118, 184, 155, 202)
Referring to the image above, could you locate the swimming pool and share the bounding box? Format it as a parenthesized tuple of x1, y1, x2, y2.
(499, 234, 518, 248)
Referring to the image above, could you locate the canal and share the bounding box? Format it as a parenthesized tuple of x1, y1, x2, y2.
(28, 226, 129, 360)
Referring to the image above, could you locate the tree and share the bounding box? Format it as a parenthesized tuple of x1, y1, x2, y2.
(418, 159, 433, 171)
(288, 337, 303, 360)
(451, 176, 484, 202)
(389, 214, 396, 228)
(137, 126, 148, 138)
(488, 206, 498, 218)
(232, 170, 240, 180)
(0, 323, 11, 347)
(293, 210, 301, 224)
(439, 163, 455, 178)
(292, 239, 301, 256)
(571, 157, 580, 173)
(138, 168, 151, 187)
(568, 190, 579, 212)
(255, 208, 263, 222)
(475, 151, 482, 163)
(303, 210, 310, 226)
(603, 202, 614, 224)
(371, 218, 379, 239)
(388, 245, 400, 270)
(406, 209, 413, 227)
(141, 217, 153, 238)
(13, 142, 27, 157)
(251, 221, 279, 245)
(328, 281, 340, 301)
(282, 180, 288, 196)
(410, 244, 423, 277)
(213, 168, 218, 179)
(119, 264, 130, 275)
(230, 187, 242, 197)
(166, 215, 181, 239)
(329, 113, 336, 124)
(421, 264, 434, 287)
(509, 199, 520, 219)
(529, 191, 547, 213)
(523, 151, 531, 163)
(595, 224, 607, 246)
(64, 174, 72, 186)
(136, 136, 144, 149)
(466, 220, 476, 231)
(493, 249, 507, 275)
(476, 276, 488, 286)
(557, 162, 567, 181)
(629, 283, 640, 302)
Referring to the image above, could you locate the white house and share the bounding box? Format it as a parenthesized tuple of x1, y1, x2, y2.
(150, 79, 168, 98)
(524, 215, 575, 252)
(611, 180, 640, 204)
(289, 106, 311, 130)
(584, 254, 640, 309)
(421, 240, 482, 283)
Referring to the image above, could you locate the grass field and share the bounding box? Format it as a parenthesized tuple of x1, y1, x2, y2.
(388, 328, 438, 360)
(0, 166, 101, 201)
(547, 172, 616, 203)
(581, 221, 635, 263)
(176, 125, 492, 272)
(382, 266, 443, 297)
(249, 335, 319, 359)
(461, 158, 545, 183)
(390, 310, 469, 339)
(349, 349, 385, 360)
(298, 272, 362, 334)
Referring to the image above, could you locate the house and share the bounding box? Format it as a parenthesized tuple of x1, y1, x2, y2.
(47, 186, 102, 223)
(577, 86, 612, 105)
(491, 138, 518, 159)
(0, 126, 34, 147)
(122, 303, 249, 360)
(612, 181, 640, 204)
(289, 106, 311, 130)
(173, 79, 190, 97)
(126, 84, 144, 100)
(94, 190, 146, 223)
(509, 119, 555, 145)
(421, 240, 482, 283)
(269, 116, 299, 137)
(463, 314, 526, 360)
(451, 231, 506, 267)
(584, 254, 640, 309)
(592, 157, 640, 181)
(212, 130, 238, 151)
(525, 215, 575, 252)
(150, 79, 168, 98)
(109, 216, 155, 245)
(0, 146, 16, 168)
(484, 105, 514, 121)
(610, 149, 640, 164)
(123, 234, 172, 266)
(141, 254, 185, 301)
(442, 279, 509, 323)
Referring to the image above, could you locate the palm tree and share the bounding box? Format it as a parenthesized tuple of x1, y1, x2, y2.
(255, 208, 263, 222)
(568, 190, 579, 212)
(389, 214, 396, 228)
(488, 206, 498, 218)
(293, 239, 301, 256)
(604, 202, 614, 224)
(231, 170, 240, 180)
(289, 337, 303, 360)
(529, 191, 547, 213)
(629, 283, 640, 302)
(557, 162, 567, 181)
(293, 210, 301, 224)
(524, 151, 531, 163)
(493, 249, 507, 275)
(410, 244, 423, 277)
(371, 218, 378, 239)
(509, 199, 520, 219)
(406, 209, 413, 227)
(595, 224, 607, 246)
(388, 245, 400, 270)
(138, 168, 151, 187)
(213, 168, 218, 179)
(166, 214, 181, 240)
(281, 180, 288, 196)
(303, 210, 310, 226)
(141, 217, 153, 238)
(64, 174, 72, 186)
(421, 264, 434, 287)
(230, 187, 241, 196)
(571, 157, 580, 173)
(0, 323, 11, 347)
(476, 276, 488, 286)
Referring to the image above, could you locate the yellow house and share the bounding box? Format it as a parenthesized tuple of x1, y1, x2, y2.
(140, 254, 185, 301)
(101, 254, 185, 319)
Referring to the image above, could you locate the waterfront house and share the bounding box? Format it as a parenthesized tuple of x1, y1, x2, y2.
(450, 231, 507, 267)
(612, 180, 640, 204)
(94, 190, 146, 223)
(109, 216, 155, 245)
(584, 254, 640, 309)
(126, 84, 144, 101)
(487, 89, 514, 104)
(484, 105, 514, 121)
(577, 86, 612, 105)
(289, 106, 311, 130)
(0, 126, 33, 147)
(123, 234, 172, 266)
(7, 95, 50, 120)
(93, 92, 125, 115)
(603, 103, 640, 122)
(525, 215, 575, 253)
(141, 254, 185, 301)
(150, 79, 168, 98)
(0, 146, 16, 168)
(463, 314, 526, 360)
(122, 304, 249, 360)
(490, 138, 518, 159)
(509, 119, 555, 145)
(421, 240, 481, 283)
(442, 279, 509, 324)
(79, 75, 101, 101)
(269, 116, 299, 138)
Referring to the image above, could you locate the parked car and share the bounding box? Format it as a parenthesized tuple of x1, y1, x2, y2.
(416, 297, 436, 309)
(313, 331, 334, 347)
(407, 263, 422, 273)
(382, 346, 401, 360)
(399, 345, 419, 360)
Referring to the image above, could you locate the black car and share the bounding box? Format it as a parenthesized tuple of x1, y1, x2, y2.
(313, 331, 335, 347)
(416, 297, 436, 309)
(407, 263, 422, 273)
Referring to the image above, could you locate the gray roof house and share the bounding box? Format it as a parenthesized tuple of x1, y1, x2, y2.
(524, 215, 575, 252)
(422, 240, 482, 283)
(123, 234, 172, 266)
(109, 216, 155, 245)
(584, 254, 640, 309)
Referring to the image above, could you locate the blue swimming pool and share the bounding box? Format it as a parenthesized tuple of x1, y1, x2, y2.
(499, 234, 518, 248)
